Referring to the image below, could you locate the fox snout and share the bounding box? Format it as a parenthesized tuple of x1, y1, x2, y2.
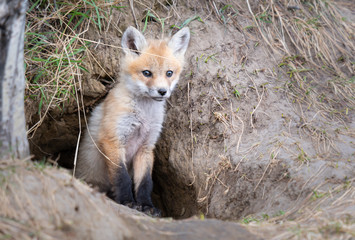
(148, 86, 171, 101)
(157, 88, 167, 96)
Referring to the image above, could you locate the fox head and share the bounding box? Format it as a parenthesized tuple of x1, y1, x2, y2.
(121, 26, 190, 101)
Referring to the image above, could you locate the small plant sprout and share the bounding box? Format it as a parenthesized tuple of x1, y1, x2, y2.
(170, 16, 204, 30)
(233, 88, 240, 98)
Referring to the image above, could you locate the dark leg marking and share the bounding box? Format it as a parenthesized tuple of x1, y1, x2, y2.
(135, 168, 161, 217)
(114, 162, 135, 205)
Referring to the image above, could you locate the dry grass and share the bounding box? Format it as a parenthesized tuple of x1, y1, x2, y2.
(25, 0, 122, 137)
(197, 154, 233, 211)
(247, 0, 354, 122)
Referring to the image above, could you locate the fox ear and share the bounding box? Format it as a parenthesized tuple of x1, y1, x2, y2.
(121, 26, 147, 55)
(168, 27, 190, 56)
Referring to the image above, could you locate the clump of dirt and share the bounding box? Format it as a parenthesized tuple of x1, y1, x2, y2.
(24, 1, 355, 237)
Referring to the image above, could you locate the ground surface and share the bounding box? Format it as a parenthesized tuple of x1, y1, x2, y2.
(8, 0, 355, 239)
(1, 159, 261, 239)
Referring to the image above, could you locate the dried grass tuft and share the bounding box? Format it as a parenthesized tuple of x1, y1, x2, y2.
(248, 0, 354, 122)
(25, 0, 122, 137)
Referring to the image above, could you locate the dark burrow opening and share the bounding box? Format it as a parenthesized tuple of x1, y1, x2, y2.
(152, 146, 199, 219)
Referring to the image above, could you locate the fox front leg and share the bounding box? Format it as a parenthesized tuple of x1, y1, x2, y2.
(99, 136, 135, 206)
(113, 161, 136, 207)
(133, 146, 161, 217)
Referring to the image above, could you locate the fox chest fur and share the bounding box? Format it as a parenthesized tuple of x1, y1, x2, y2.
(111, 89, 165, 166)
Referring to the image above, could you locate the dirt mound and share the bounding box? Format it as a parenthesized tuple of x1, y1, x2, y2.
(0, 159, 259, 240)
(23, 0, 355, 238)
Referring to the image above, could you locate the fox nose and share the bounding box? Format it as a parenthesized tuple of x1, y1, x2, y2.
(158, 88, 167, 96)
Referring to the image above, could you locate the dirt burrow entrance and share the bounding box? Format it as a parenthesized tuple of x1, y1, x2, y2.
(26, 0, 355, 222)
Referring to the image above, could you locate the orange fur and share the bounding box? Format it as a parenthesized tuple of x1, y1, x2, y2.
(133, 146, 154, 192)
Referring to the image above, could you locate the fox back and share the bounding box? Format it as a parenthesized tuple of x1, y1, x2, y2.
(76, 26, 190, 216)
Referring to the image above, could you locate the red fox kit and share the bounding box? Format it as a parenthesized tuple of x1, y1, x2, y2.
(76, 26, 190, 216)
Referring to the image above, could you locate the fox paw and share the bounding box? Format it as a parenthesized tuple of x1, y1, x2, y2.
(122, 202, 161, 217)
(122, 201, 139, 210)
(138, 205, 161, 217)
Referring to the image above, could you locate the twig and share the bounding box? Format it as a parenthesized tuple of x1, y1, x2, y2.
(254, 149, 279, 191)
(245, 0, 275, 53)
(129, 0, 139, 29)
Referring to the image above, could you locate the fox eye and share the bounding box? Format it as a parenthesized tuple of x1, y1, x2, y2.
(166, 70, 173, 77)
(142, 70, 152, 77)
